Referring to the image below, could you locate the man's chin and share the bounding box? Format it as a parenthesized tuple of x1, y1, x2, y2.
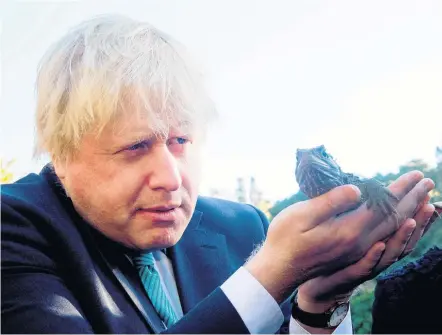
(136, 226, 187, 250)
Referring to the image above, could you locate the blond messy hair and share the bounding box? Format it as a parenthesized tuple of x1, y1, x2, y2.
(34, 14, 217, 162)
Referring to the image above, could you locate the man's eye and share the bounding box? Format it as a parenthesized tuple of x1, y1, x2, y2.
(127, 141, 150, 151)
(169, 137, 190, 145)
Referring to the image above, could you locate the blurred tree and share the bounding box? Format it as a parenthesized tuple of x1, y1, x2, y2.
(268, 190, 308, 219)
(256, 199, 274, 219)
(235, 177, 247, 203)
(268, 151, 442, 333)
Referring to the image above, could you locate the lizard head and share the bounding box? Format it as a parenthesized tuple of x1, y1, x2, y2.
(295, 145, 344, 198)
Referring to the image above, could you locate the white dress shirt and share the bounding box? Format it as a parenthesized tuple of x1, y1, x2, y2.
(152, 251, 353, 334)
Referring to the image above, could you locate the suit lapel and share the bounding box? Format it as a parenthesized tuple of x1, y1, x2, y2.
(89, 228, 166, 334)
(169, 210, 234, 314)
(106, 255, 167, 333)
(88, 207, 233, 326)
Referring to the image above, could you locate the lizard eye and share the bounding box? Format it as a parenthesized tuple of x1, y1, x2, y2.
(318, 146, 328, 158)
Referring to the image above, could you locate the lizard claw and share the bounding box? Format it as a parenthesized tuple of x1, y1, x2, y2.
(363, 178, 400, 223)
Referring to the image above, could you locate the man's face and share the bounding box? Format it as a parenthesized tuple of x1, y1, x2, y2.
(54, 112, 203, 251)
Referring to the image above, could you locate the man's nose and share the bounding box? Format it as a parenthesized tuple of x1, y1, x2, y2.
(148, 147, 182, 191)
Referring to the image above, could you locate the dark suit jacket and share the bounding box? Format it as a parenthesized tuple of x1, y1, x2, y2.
(1, 165, 291, 334)
(371, 246, 442, 334)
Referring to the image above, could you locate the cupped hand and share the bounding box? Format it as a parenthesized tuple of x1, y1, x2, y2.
(246, 170, 433, 304)
(296, 172, 436, 309)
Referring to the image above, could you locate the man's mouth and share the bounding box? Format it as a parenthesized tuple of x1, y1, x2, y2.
(136, 205, 182, 223)
(142, 205, 180, 212)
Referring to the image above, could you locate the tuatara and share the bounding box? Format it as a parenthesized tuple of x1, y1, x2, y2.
(295, 145, 440, 220)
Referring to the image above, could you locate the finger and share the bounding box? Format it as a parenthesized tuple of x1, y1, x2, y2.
(330, 242, 386, 286)
(395, 179, 435, 221)
(367, 178, 435, 244)
(401, 204, 435, 256)
(341, 173, 425, 235)
(415, 194, 431, 214)
(423, 203, 441, 235)
(374, 219, 416, 273)
(386, 170, 424, 200)
(307, 184, 361, 226)
(346, 242, 386, 279)
(306, 242, 386, 296)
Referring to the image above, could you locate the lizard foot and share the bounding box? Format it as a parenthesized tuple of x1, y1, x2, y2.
(363, 178, 400, 221)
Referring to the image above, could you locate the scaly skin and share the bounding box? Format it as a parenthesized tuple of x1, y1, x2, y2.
(295, 145, 400, 219)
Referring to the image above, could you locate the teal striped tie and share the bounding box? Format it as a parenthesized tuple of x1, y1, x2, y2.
(133, 252, 178, 327)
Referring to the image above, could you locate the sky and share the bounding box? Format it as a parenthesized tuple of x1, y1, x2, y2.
(1, 1, 442, 202)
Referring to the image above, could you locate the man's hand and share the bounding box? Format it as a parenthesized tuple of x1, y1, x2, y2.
(245, 171, 434, 305)
(291, 198, 436, 333)
(296, 172, 437, 308)
(297, 202, 436, 306)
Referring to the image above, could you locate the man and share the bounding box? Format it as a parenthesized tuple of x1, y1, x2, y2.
(1, 15, 437, 334)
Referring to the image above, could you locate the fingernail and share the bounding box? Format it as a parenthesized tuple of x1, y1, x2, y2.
(347, 185, 362, 199)
(424, 179, 435, 192)
(376, 245, 386, 257)
(427, 204, 436, 214)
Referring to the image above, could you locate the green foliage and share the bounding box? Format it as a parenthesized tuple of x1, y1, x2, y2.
(268, 190, 308, 219)
(0, 158, 16, 184)
(268, 151, 442, 333)
(350, 283, 375, 334)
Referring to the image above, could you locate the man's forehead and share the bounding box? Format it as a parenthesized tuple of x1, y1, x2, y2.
(107, 115, 194, 139)
(102, 87, 210, 140)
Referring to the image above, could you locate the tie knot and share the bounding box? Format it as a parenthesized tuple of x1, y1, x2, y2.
(133, 252, 155, 269)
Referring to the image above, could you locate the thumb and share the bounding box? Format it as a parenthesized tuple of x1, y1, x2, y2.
(297, 242, 387, 302)
(330, 241, 386, 286)
(350, 242, 386, 278)
(328, 242, 386, 290)
(307, 184, 362, 227)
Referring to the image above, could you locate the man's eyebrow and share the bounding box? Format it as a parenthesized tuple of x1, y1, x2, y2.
(124, 133, 160, 146)
(129, 133, 158, 143)
(107, 132, 157, 153)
